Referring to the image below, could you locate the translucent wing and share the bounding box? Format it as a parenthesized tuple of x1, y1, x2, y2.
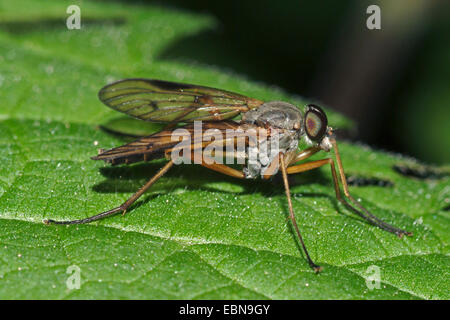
(92, 121, 249, 165)
(98, 78, 264, 123)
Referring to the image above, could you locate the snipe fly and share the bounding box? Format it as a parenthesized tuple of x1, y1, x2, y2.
(45, 79, 412, 272)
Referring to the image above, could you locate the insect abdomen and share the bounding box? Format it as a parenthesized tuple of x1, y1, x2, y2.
(91, 135, 177, 165)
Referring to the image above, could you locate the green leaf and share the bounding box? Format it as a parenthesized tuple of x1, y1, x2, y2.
(0, 0, 448, 299)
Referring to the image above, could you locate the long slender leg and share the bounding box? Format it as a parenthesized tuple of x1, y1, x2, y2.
(289, 146, 321, 165)
(45, 152, 245, 226)
(329, 138, 412, 237)
(280, 155, 322, 273)
(201, 155, 245, 178)
(287, 157, 412, 237)
(199, 153, 322, 272)
(44, 160, 174, 225)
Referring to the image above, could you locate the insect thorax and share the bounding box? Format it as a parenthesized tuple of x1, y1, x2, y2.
(243, 130, 299, 179)
(242, 101, 304, 132)
(242, 101, 303, 179)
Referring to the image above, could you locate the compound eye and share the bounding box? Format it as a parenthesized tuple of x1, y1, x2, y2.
(305, 104, 328, 142)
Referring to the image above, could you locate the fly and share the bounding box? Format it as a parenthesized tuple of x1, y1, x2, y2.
(44, 78, 412, 272)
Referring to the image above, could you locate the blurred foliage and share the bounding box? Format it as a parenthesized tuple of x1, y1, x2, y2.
(392, 14, 450, 164)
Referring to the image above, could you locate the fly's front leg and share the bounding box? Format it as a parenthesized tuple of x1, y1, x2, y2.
(289, 146, 321, 165)
(330, 138, 412, 237)
(287, 156, 412, 237)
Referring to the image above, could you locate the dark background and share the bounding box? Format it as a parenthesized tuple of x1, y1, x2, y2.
(123, 0, 450, 164)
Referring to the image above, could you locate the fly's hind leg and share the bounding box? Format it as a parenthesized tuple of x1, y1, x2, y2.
(199, 155, 245, 179)
(44, 160, 174, 225)
(45, 151, 243, 225)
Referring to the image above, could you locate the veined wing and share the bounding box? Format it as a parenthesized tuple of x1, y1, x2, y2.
(92, 121, 266, 165)
(98, 78, 264, 123)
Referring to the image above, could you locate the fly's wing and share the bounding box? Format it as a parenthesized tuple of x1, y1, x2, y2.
(92, 121, 256, 165)
(98, 78, 264, 123)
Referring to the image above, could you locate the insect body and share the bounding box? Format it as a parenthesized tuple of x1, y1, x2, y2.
(45, 79, 412, 272)
(240, 101, 302, 178)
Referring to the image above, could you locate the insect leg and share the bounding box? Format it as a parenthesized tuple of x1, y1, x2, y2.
(280, 155, 322, 273)
(289, 146, 322, 165)
(287, 156, 412, 237)
(198, 154, 245, 179)
(44, 160, 174, 225)
(329, 138, 412, 237)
